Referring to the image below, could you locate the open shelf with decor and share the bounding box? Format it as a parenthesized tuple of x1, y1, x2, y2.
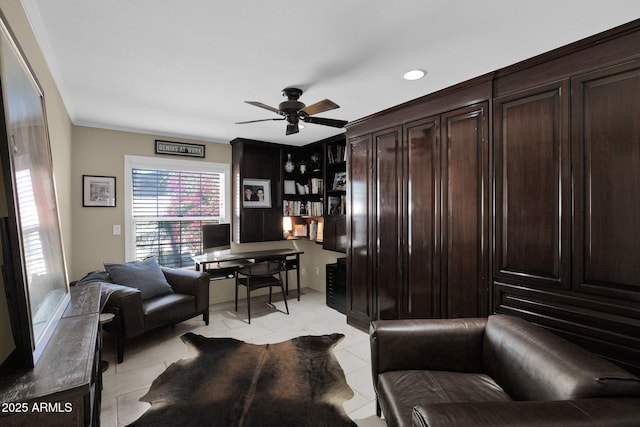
(323, 136, 347, 252)
(282, 144, 325, 242)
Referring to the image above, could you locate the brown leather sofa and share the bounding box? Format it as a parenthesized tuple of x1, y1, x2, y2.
(78, 266, 210, 363)
(370, 315, 640, 427)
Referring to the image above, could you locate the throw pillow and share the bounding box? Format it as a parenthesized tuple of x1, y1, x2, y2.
(104, 256, 173, 300)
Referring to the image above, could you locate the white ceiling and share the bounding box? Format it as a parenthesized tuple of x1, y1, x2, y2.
(21, 0, 640, 146)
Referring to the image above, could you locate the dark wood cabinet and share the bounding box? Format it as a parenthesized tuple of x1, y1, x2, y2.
(440, 103, 490, 318)
(403, 117, 439, 319)
(322, 215, 346, 252)
(346, 134, 375, 329)
(571, 59, 640, 301)
(346, 92, 490, 329)
(231, 138, 283, 243)
(494, 81, 571, 290)
(491, 25, 640, 375)
(374, 126, 403, 320)
(231, 135, 348, 247)
(326, 259, 347, 314)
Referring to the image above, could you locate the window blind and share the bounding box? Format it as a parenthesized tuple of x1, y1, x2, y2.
(132, 168, 223, 268)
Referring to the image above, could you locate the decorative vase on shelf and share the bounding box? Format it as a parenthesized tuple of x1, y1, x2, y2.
(284, 153, 295, 173)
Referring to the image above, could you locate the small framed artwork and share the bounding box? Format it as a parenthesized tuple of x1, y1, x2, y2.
(243, 178, 271, 208)
(333, 172, 347, 191)
(284, 179, 296, 194)
(83, 175, 116, 207)
(293, 223, 308, 237)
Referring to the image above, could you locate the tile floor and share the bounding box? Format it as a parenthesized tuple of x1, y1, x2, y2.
(100, 287, 386, 426)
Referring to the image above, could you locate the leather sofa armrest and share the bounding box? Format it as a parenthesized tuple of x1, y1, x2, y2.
(162, 267, 210, 312)
(371, 318, 487, 376)
(412, 398, 640, 427)
(102, 283, 145, 338)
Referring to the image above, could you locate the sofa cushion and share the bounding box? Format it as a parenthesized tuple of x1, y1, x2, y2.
(483, 315, 640, 401)
(378, 370, 511, 427)
(142, 293, 195, 330)
(104, 256, 173, 301)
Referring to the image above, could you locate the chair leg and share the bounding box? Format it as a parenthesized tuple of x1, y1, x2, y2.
(279, 282, 289, 315)
(203, 310, 209, 325)
(246, 285, 251, 324)
(235, 279, 239, 312)
(269, 286, 273, 304)
(116, 335, 124, 364)
(285, 267, 289, 295)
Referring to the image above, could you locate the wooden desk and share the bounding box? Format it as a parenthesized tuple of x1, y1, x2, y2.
(193, 248, 303, 300)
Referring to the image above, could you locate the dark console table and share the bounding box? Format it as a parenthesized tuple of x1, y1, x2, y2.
(0, 284, 102, 426)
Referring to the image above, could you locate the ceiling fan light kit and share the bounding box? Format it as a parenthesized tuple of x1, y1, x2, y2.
(236, 87, 347, 135)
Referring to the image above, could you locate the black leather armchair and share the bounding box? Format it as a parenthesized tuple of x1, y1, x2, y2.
(371, 315, 640, 427)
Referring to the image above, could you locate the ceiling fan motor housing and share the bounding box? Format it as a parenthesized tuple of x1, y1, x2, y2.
(279, 99, 305, 113)
(279, 88, 306, 114)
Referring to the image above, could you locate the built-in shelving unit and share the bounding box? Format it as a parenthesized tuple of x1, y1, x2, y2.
(282, 143, 324, 241)
(323, 136, 347, 253)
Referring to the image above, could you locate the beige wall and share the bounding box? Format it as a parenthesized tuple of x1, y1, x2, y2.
(0, 1, 74, 363)
(70, 126, 232, 280)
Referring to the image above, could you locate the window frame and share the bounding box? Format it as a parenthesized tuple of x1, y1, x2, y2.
(124, 154, 231, 262)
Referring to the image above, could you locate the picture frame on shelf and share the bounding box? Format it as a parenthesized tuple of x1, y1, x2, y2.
(284, 180, 296, 194)
(328, 196, 342, 215)
(293, 223, 308, 237)
(333, 171, 347, 191)
(83, 175, 116, 207)
(243, 178, 271, 208)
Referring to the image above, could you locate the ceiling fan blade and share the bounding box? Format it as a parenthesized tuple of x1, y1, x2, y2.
(300, 99, 340, 116)
(286, 122, 299, 135)
(235, 118, 286, 124)
(245, 101, 281, 114)
(303, 116, 348, 128)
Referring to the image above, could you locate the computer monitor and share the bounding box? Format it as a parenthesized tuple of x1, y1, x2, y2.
(202, 223, 231, 255)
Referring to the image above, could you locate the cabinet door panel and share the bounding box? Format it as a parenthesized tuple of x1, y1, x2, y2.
(441, 103, 489, 318)
(404, 117, 440, 318)
(346, 134, 375, 329)
(494, 82, 570, 288)
(232, 140, 282, 243)
(375, 127, 403, 319)
(572, 60, 640, 300)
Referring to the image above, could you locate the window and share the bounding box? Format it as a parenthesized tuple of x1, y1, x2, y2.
(125, 155, 230, 268)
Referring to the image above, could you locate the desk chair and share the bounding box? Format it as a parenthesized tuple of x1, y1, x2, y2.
(235, 260, 289, 324)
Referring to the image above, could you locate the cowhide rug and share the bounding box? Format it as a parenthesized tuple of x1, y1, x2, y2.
(128, 332, 357, 427)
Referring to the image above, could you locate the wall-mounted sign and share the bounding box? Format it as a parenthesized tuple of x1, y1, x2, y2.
(155, 140, 205, 157)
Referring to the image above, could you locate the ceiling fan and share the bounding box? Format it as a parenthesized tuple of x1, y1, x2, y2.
(236, 87, 348, 135)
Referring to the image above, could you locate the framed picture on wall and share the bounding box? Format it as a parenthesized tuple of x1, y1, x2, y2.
(83, 175, 116, 207)
(242, 178, 271, 208)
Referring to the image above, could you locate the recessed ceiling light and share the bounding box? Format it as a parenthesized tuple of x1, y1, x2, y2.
(403, 69, 426, 81)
